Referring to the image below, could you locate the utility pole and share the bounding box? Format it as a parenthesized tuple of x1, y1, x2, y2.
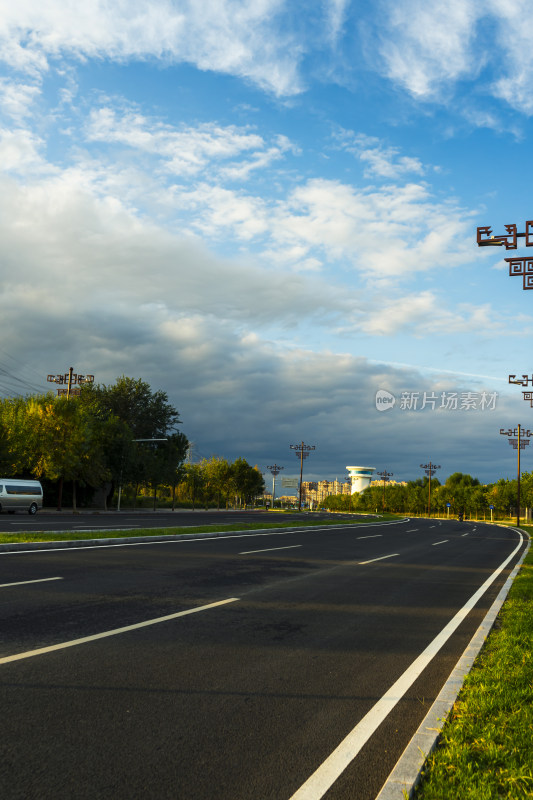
(420, 462, 440, 518)
(290, 442, 316, 512)
(266, 464, 284, 510)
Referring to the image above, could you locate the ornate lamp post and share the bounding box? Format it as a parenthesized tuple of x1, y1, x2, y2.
(499, 427, 532, 527)
(290, 442, 316, 512)
(477, 221, 533, 290)
(47, 367, 94, 398)
(266, 464, 284, 510)
(420, 462, 440, 518)
(376, 470, 393, 512)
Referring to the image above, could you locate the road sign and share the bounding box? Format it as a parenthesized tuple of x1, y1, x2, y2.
(281, 477, 299, 488)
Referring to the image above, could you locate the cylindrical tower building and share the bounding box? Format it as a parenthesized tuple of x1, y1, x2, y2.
(346, 466, 376, 494)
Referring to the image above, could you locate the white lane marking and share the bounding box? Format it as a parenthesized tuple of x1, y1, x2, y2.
(357, 535, 382, 540)
(0, 520, 410, 555)
(0, 597, 238, 665)
(0, 577, 63, 589)
(358, 554, 399, 565)
(406, 529, 418, 532)
(462, 533, 469, 537)
(288, 531, 525, 800)
(429, 525, 436, 528)
(239, 545, 302, 555)
(431, 540, 449, 546)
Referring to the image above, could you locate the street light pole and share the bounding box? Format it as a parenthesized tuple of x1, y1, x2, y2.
(267, 464, 284, 510)
(290, 442, 316, 512)
(499, 426, 531, 527)
(420, 462, 440, 518)
(376, 470, 393, 512)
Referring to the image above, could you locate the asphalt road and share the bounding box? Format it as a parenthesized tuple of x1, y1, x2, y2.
(0, 518, 526, 800)
(0, 508, 340, 534)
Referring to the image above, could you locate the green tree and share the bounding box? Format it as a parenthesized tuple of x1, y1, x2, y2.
(81, 376, 186, 506)
(230, 458, 265, 509)
(4, 394, 111, 510)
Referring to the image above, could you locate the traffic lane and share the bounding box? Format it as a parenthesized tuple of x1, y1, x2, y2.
(0, 520, 522, 656)
(0, 509, 345, 533)
(0, 534, 523, 800)
(0, 521, 407, 656)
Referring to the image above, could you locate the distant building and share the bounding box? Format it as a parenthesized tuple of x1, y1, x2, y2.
(300, 479, 351, 505)
(346, 466, 376, 494)
(370, 479, 407, 488)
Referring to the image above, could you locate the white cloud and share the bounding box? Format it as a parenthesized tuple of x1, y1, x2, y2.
(335, 130, 426, 179)
(265, 178, 475, 279)
(0, 128, 47, 173)
(376, 0, 480, 99)
(0, 0, 304, 96)
(0, 79, 41, 122)
(85, 108, 299, 183)
(373, 0, 533, 117)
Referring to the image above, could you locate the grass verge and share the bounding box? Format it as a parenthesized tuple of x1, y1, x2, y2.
(413, 526, 533, 799)
(0, 513, 402, 544)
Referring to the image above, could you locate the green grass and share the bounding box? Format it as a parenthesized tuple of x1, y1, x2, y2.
(413, 527, 533, 799)
(0, 512, 402, 544)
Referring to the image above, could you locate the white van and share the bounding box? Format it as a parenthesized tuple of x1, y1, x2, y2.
(0, 479, 43, 515)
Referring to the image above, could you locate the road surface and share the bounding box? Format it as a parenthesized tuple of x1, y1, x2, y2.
(0, 517, 526, 799)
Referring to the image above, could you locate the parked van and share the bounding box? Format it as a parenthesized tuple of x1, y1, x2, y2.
(0, 480, 43, 515)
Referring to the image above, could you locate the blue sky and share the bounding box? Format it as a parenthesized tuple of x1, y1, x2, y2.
(1, 1, 533, 487)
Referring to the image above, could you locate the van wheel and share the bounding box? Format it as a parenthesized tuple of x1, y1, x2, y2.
(28, 503, 38, 515)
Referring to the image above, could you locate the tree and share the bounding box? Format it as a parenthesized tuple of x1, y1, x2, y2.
(80, 376, 187, 506)
(201, 457, 232, 509)
(82, 376, 181, 438)
(230, 458, 265, 508)
(2, 394, 112, 510)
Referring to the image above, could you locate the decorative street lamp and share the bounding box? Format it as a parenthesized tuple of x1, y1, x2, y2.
(266, 464, 284, 511)
(509, 374, 533, 407)
(499, 427, 532, 527)
(477, 221, 533, 290)
(376, 470, 393, 512)
(420, 462, 440, 518)
(290, 442, 316, 512)
(47, 367, 94, 398)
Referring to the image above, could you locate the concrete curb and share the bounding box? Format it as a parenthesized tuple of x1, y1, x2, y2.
(375, 527, 531, 800)
(0, 518, 409, 553)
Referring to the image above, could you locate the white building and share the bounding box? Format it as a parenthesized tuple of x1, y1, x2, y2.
(346, 466, 376, 494)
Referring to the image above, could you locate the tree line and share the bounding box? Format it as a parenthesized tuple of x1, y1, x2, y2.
(323, 472, 533, 519)
(0, 376, 264, 510)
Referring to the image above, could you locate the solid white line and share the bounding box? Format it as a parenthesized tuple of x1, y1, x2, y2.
(431, 540, 449, 546)
(0, 597, 239, 665)
(0, 576, 63, 589)
(0, 521, 410, 555)
(288, 532, 524, 800)
(357, 535, 382, 540)
(358, 554, 399, 565)
(239, 545, 302, 555)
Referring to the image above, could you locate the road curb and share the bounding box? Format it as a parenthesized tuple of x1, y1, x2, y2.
(375, 527, 531, 800)
(0, 518, 409, 553)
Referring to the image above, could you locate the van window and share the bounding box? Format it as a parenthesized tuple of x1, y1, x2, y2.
(5, 484, 42, 495)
